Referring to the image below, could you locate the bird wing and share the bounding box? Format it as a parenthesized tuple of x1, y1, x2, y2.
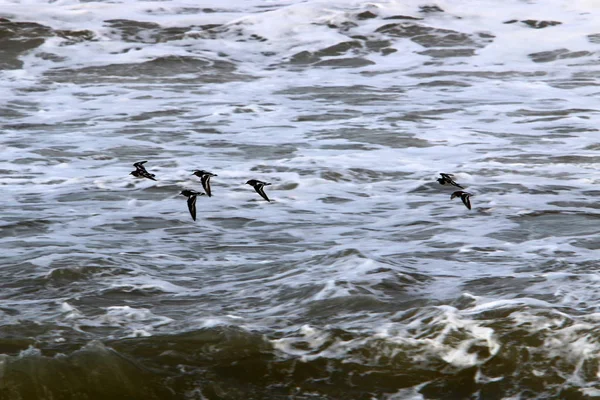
(134, 161, 148, 170)
(141, 170, 157, 181)
(187, 195, 197, 221)
(254, 184, 271, 202)
(451, 180, 464, 189)
(461, 194, 472, 210)
(201, 175, 212, 197)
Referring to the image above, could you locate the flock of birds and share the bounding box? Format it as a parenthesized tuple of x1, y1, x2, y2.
(129, 160, 272, 221)
(437, 173, 473, 210)
(130, 161, 473, 221)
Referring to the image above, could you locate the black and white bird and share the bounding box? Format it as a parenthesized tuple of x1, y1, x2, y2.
(130, 160, 156, 181)
(451, 191, 473, 210)
(437, 173, 463, 189)
(192, 170, 217, 197)
(246, 179, 271, 202)
(180, 190, 205, 221)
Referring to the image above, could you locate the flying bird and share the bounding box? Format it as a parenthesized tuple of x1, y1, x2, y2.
(192, 170, 217, 197)
(130, 169, 156, 181)
(451, 191, 473, 210)
(437, 173, 463, 189)
(246, 179, 271, 202)
(130, 160, 156, 181)
(180, 189, 205, 221)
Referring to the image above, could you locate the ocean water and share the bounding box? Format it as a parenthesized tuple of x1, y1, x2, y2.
(1, 0, 600, 398)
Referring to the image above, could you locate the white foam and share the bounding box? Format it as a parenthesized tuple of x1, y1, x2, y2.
(93, 306, 174, 337)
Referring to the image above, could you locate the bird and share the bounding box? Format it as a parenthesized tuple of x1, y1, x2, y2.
(192, 170, 217, 197)
(180, 190, 205, 221)
(130, 160, 156, 181)
(437, 173, 463, 189)
(246, 179, 271, 202)
(130, 169, 156, 181)
(451, 191, 473, 210)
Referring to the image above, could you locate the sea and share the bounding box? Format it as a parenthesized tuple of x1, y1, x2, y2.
(1, 0, 600, 399)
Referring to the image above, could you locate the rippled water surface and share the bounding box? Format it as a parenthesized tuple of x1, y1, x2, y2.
(1, 0, 600, 398)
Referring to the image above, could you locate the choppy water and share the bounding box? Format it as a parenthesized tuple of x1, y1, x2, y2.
(1, 0, 600, 398)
